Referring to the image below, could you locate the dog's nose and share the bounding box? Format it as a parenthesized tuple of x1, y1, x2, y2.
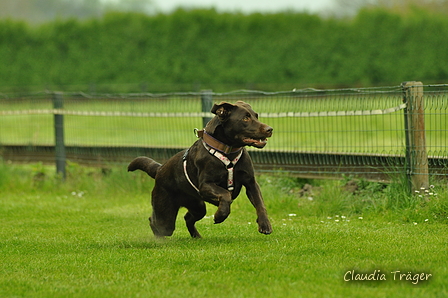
(265, 126, 273, 135)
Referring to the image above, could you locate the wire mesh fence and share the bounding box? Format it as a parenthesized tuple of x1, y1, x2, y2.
(1, 83, 447, 181)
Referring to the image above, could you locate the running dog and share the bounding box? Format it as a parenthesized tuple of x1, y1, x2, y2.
(128, 101, 273, 238)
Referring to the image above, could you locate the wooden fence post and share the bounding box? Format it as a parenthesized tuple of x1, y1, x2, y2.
(402, 81, 429, 193)
(201, 90, 213, 128)
(53, 92, 66, 180)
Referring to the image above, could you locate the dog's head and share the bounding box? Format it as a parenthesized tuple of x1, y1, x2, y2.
(205, 101, 273, 148)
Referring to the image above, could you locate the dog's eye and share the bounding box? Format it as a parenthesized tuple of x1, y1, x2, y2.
(243, 115, 251, 121)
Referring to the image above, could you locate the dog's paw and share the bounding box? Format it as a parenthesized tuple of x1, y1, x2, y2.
(257, 221, 273, 235)
(214, 203, 230, 224)
(213, 211, 229, 224)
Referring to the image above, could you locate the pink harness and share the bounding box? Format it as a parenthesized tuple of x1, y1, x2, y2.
(183, 135, 243, 193)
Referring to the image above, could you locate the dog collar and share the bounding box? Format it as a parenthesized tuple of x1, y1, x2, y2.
(195, 129, 242, 154)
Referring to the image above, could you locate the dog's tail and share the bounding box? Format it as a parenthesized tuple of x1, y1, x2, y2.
(127, 156, 161, 179)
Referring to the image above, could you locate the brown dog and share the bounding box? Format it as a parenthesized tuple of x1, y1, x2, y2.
(128, 101, 273, 238)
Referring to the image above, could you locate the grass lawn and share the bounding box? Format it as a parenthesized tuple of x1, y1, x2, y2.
(1, 163, 447, 297)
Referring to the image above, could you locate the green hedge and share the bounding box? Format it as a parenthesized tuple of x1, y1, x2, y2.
(1, 8, 448, 91)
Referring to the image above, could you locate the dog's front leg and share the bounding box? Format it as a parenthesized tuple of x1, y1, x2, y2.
(245, 181, 272, 235)
(199, 184, 232, 224)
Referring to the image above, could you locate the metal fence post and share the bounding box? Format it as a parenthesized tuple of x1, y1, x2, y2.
(402, 81, 429, 193)
(201, 90, 213, 128)
(53, 92, 66, 180)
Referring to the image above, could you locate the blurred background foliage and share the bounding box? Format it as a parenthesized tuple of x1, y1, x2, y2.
(1, 0, 448, 92)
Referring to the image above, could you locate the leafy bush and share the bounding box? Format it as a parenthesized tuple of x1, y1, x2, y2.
(1, 8, 448, 91)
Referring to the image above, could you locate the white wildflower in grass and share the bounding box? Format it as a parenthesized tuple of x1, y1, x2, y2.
(288, 214, 297, 217)
(335, 220, 339, 223)
(416, 185, 438, 199)
(71, 191, 77, 196)
(413, 222, 418, 225)
(327, 217, 332, 220)
(307, 197, 313, 201)
(358, 217, 363, 220)
(341, 216, 346, 219)
(425, 219, 429, 222)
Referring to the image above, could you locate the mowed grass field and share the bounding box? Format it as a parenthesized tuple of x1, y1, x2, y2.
(3, 93, 448, 154)
(1, 163, 448, 297)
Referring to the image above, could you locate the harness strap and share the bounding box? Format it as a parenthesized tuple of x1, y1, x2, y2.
(201, 140, 243, 191)
(183, 149, 200, 193)
(182, 142, 243, 193)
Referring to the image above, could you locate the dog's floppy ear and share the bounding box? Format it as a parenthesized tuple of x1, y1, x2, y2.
(205, 102, 236, 134)
(211, 102, 236, 122)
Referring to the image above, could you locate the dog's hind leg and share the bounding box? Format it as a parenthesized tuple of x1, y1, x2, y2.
(184, 200, 207, 238)
(149, 187, 179, 237)
(149, 213, 177, 238)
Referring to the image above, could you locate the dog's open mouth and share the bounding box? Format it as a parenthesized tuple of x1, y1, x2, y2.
(243, 137, 269, 148)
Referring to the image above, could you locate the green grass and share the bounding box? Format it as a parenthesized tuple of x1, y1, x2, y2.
(1, 162, 448, 297)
